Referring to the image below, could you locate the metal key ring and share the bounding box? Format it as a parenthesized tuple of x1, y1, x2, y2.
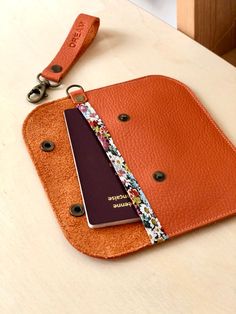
(66, 84, 84, 96)
(37, 73, 61, 88)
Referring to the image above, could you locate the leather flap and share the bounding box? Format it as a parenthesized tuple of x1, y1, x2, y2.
(23, 75, 236, 258)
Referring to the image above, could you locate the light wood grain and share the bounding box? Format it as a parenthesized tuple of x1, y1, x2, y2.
(0, 1, 236, 313)
(177, 0, 195, 38)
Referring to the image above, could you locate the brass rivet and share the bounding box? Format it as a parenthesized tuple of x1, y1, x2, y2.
(75, 94, 85, 103)
(69, 204, 85, 217)
(118, 113, 130, 122)
(153, 171, 166, 182)
(51, 64, 63, 73)
(40, 140, 55, 152)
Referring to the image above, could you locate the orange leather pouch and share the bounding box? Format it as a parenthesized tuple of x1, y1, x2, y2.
(23, 14, 236, 258)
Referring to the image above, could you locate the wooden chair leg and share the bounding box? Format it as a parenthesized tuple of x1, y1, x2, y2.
(177, 0, 236, 66)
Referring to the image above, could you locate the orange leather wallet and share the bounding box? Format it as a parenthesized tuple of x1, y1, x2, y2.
(23, 14, 236, 258)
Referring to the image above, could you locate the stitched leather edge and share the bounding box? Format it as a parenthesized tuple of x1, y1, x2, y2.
(22, 75, 236, 256)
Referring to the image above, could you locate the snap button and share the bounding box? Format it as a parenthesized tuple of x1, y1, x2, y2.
(51, 64, 63, 73)
(153, 171, 166, 182)
(118, 113, 130, 122)
(69, 204, 85, 217)
(40, 140, 55, 152)
(75, 94, 85, 103)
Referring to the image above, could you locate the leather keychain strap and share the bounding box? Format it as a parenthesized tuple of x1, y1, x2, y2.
(27, 13, 100, 103)
(42, 14, 99, 82)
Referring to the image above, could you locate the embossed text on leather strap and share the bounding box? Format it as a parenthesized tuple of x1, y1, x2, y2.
(42, 14, 99, 82)
(27, 14, 99, 103)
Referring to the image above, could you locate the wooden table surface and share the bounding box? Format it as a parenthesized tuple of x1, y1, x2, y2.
(0, 1, 236, 313)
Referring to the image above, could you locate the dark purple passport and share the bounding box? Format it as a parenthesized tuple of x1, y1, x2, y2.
(64, 108, 139, 228)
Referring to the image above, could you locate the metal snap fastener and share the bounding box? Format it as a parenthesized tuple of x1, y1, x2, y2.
(118, 113, 130, 122)
(75, 94, 85, 103)
(51, 64, 63, 73)
(40, 140, 55, 152)
(69, 204, 85, 217)
(153, 171, 166, 182)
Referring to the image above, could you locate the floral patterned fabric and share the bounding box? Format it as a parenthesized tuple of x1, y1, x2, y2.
(76, 102, 168, 244)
